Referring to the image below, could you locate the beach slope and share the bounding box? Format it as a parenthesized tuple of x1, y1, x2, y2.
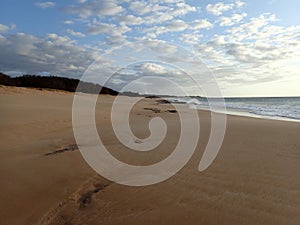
(0, 86, 299, 225)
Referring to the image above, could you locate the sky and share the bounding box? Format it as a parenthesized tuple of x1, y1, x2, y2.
(0, 0, 299, 97)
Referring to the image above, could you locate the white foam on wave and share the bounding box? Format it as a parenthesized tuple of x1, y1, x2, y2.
(169, 97, 300, 122)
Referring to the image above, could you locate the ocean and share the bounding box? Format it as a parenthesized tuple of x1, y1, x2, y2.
(169, 96, 300, 122)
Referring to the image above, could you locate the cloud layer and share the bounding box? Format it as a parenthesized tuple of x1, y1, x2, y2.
(0, 0, 299, 96)
(35, 1, 56, 9)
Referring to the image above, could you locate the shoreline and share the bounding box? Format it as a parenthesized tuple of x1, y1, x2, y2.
(1, 86, 300, 225)
(192, 104, 300, 124)
(224, 109, 300, 123)
(1, 85, 299, 123)
(198, 106, 300, 123)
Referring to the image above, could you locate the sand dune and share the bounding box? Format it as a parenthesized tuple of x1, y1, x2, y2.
(0, 86, 299, 225)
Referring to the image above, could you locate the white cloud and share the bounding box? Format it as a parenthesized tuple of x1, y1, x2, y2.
(219, 13, 247, 26)
(2, 0, 299, 96)
(136, 63, 168, 75)
(236, 0, 245, 8)
(180, 33, 202, 45)
(227, 13, 277, 42)
(129, 1, 152, 15)
(193, 12, 300, 92)
(64, 0, 124, 18)
(63, 0, 197, 39)
(167, 20, 189, 32)
(224, 25, 300, 64)
(206, 2, 234, 16)
(143, 12, 173, 25)
(149, 0, 182, 3)
(46, 33, 75, 45)
(105, 34, 128, 46)
(142, 20, 189, 37)
(66, 29, 85, 37)
(86, 20, 130, 46)
(116, 15, 144, 26)
(190, 19, 213, 29)
(35, 1, 56, 9)
(0, 33, 99, 77)
(103, 25, 131, 46)
(0, 24, 9, 34)
(128, 1, 195, 25)
(210, 35, 227, 46)
(63, 20, 74, 25)
(139, 39, 178, 54)
(86, 22, 116, 35)
(171, 2, 196, 17)
(206, 0, 245, 16)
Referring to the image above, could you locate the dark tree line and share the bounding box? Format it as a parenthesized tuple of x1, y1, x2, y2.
(0, 72, 118, 95)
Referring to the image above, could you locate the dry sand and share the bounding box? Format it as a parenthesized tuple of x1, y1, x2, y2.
(0, 85, 299, 225)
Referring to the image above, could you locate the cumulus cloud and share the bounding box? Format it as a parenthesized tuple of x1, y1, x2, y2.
(190, 19, 213, 30)
(225, 24, 300, 64)
(167, 20, 189, 32)
(129, 0, 196, 18)
(180, 33, 202, 45)
(235, 0, 245, 8)
(129, 1, 152, 15)
(143, 18, 212, 37)
(206, 2, 234, 16)
(0, 33, 99, 77)
(35, 1, 56, 9)
(141, 39, 179, 54)
(227, 13, 277, 42)
(66, 29, 85, 37)
(2, 0, 299, 96)
(63, 0, 124, 18)
(86, 22, 116, 35)
(171, 1, 196, 17)
(63, 20, 74, 25)
(219, 13, 247, 26)
(128, 1, 195, 25)
(61, 0, 198, 42)
(78, 19, 131, 47)
(206, 1, 245, 16)
(136, 63, 168, 75)
(116, 15, 144, 26)
(0, 24, 9, 34)
(105, 33, 129, 47)
(194, 12, 300, 89)
(105, 61, 196, 95)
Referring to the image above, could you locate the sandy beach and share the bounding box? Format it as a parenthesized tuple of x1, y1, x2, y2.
(0, 85, 299, 225)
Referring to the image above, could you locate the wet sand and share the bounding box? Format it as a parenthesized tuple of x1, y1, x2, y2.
(0, 86, 299, 225)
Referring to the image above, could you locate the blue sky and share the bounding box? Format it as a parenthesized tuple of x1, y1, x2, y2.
(0, 0, 299, 96)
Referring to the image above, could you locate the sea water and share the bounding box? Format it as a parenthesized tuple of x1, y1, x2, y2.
(169, 97, 300, 122)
